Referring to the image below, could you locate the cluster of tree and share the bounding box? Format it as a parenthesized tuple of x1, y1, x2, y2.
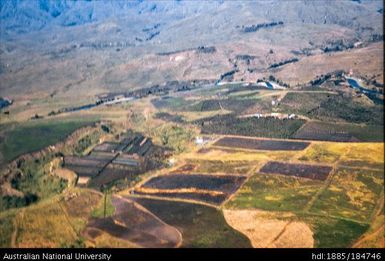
(235, 54, 256, 61)
(0, 193, 38, 211)
(242, 21, 284, 33)
(142, 23, 161, 32)
(196, 46, 216, 54)
(157, 46, 216, 56)
(266, 75, 290, 88)
(154, 112, 185, 123)
(219, 70, 238, 81)
(79, 41, 133, 49)
(268, 58, 299, 69)
(146, 31, 160, 41)
(308, 71, 344, 86)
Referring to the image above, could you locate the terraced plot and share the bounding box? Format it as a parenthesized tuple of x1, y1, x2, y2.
(93, 142, 119, 152)
(135, 174, 246, 205)
(214, 136, 310, 151)
(64, 155, 113, 177)
(259, 161, 332, 181)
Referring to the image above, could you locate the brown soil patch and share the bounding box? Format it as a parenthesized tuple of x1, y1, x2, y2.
(83, 195, 182, 248)
(223, 209, 314, 248)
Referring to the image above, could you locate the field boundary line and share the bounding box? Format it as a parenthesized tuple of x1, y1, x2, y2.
(128, 194, 220, 209)
(296, 211, 371, 226)
(58, 199, 81, 241)
(220, 158, 269, 209)
(113, 195, 183, 248)
(303, 165, 337, 212)
(267, 220, 293, 247)
(368, 189, 384, 224)
(11, 209, 24, 248)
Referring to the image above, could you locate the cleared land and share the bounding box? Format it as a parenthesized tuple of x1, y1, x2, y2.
(135, 174, 246, 205)
(259, 161, 332, 181)
(84, 196, 182, 248)
(214, 136, 310, 151)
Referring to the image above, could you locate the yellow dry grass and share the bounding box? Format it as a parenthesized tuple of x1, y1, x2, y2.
(275, 42, 383, 85)
(14, 188, 102, 248)
(339, 143, 384, 164)
(223, 209, 314, 248)
(135, 186, 225, 196)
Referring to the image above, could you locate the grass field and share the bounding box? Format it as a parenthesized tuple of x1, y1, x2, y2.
(299, 214, 369, 248)
(0, 117, 97, 163)
(0, 209, 17, 247)
(226, 174, 323, 211)
(298, 143, 347, 163)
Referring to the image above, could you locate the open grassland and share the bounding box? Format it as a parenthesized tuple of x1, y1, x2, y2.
(0, 209, 17, 247)
(353, 201, 384, 248)
(298, 142, 348, 163)
(130, 197, 252, 248)
(298, 215, 369, 248)
(338, 143, 384, 169)
(0, 117, 98, 164)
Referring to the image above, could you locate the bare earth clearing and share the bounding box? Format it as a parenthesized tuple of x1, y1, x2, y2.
(83, 195, 182, 248)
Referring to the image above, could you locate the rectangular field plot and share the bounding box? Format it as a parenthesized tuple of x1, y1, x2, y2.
(310, 168, 384, 222)
(292, 122, 364, 142)
(85, 152, 116, 161)
(64, 165, 101, 177)
(338, 143, 384, 170)
(134, 191, 228, 205)
(113, 154, 141, 167)
(64, 156, 109, 168)
(298, 143, 347, 164)
(135, 174, 246, 205)
(226, 173, 323, 211)
(260, 161, 332, 181)
(64, 154, 114, 177)
(214, 137, 310, 151)
(172, 160, 255, 175)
